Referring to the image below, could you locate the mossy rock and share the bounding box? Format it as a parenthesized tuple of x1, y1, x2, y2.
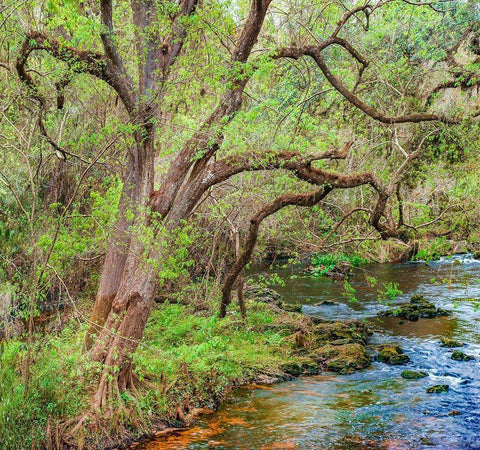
(451, 351, 475, 361)
(377, 344, 410, 365)
(473, 251, 480, 260)
(281, 303, 303, 313)
(313, 320, 371, 346)
(426, 384, 449, 394)
(316, 343, 371, 374)
(384, 297, 452, 321)
(410, 294, 426, 304)
(245, 286, 283, 306)
(282, 360, 319, 376)
(245, 286, 301, 313)
(401, 370, 428, 379)
(440, 338, 464, 348)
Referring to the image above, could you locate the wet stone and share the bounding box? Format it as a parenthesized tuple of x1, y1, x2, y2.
(383, 295, 452, 321)
(426, 384, 449, 394)
(451, 350, 475, 361)
(376, 344, 410, 365)
(401, 370, 428, 380)
(440, 338, 465, 348)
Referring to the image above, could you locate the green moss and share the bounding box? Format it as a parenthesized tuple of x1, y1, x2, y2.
(401, 370, 428, 379)
(316, 343, 371, 374)
(384, 296, 452, 321)
(377, 344, 410, 365)
(308, 253, 369, 276)
(451, 351, 475, 361)
(440, 338, 464, 348)
(426, 384, 449, 394)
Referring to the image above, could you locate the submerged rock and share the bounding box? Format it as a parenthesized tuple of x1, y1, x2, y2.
(451, 350, 475, 361)
(426, 384, 449, 394)
(440, 338, 465, 348)
(376, 344, 410, 365)
(401, 370, 428, 379)
(313, 300, 340, 306)
(383, 295, 452, 321)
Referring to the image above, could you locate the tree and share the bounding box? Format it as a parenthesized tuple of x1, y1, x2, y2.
(11, 0, 477, 422)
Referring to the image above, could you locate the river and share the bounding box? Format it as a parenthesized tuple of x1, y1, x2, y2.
(143, 254, 480, 449)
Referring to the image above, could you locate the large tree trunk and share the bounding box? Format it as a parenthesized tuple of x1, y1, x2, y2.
(83, 155, 135, 351)
(86, 126, 162, 406)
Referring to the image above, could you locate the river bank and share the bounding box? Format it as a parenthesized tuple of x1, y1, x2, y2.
(0, 286, 376, 449)
(2, 250, 479, 449)
(140, 253, 480, 449)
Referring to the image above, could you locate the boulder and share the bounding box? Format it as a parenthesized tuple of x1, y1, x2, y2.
(451, 350, 475, 361)
(376, 343, 410, 365)
(245, 286, 301, 312)
(426, 385, 449, 394)
(440, 338, 464, 348)
(401, 370, 428, 379)
(384, 295, 452, 321)
(315, 343, 371, 374)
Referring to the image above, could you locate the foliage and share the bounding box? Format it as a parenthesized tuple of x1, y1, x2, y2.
(310, 253, 370, 276)
(0, 299, 305, 447)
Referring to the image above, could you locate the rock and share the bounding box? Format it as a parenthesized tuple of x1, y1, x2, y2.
(326, 271, 346, 280)
(245, 286, 283, 305)
(306, 319, 372, 375)
(282, 360, 319, 376)
(383, 296, 452, 321)
(315, 343, 371, 374)
(410, 294, 426, 304)
(440, 338, 464, 348)
(245, 286, 301, 312)
(473, 251, 480, 260)
(313, 320, 371, 346)
(426, 384, 449, 394)
(376, 344, 410, 365)
(313, 300, 340, 306)
(451, 351, 475, 361)
(281, 303, 303, 313)
(255, 374, 283, 385)
(325, 260, 352, 280)
(401, 370, 428, 379)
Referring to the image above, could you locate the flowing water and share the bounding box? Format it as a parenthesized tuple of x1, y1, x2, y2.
(143, 254, 480, 449)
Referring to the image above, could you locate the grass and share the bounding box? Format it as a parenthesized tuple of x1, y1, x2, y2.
(310, 253, 369, 276)
(0, 299, 306, 448)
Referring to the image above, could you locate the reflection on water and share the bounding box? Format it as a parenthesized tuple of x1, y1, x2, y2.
(144, 255, 480, 449)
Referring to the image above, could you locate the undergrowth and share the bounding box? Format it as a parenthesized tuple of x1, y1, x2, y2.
(0, 300, 303, 448)
(310, 253, 370, 276)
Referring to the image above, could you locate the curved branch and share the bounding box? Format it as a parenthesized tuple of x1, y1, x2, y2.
(150, 0, 273, 217)
(16, 31, 138, 114)
(275, 38, 458, 124)
(309, 51, 458, 124)
(203, 141, 354, 190)
(219, 186, 332, 317)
